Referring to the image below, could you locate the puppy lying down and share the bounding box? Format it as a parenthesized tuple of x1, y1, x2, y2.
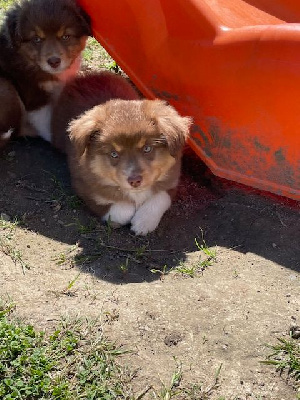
(52, 72, 192, 235)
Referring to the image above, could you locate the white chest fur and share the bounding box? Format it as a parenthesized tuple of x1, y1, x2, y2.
(25, 56, 82, 141)
(127, 189, 153, 207)
(27, 105, 52, 142)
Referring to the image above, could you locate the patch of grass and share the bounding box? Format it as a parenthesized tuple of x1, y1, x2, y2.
(0, 299, 230, 399)
(82, 37, 118, 71)
(44, 171, 83, 212)
(0, 214, 20, 238)
(175, 234, 217, 278)
(262, 337, 300, 385)
(174, 262, 198, 278)
(150, 264, 174, 280)
(151, 362, 223, 400)
(62, 272, 81, 295)
(134, 244, 148, 258)
(0, 297, 15, 318)
(0, 0, 15, 11)
(53, 243, 101, 270)
(0, 311, 133, 399)
(53, 243, 80, 268)
(68, 217, 97, 235)
(0, 242, 30, 274)
(180, 363, 223, 400)
(119, 256, 130, 274)
(74, 253, 101, 265)
(194, 230, 217, 269)
(66, 194, 82, 210)
(151, 232, 217, 279)
(153, 360, 182, 399)
(0, 215, 30, 274)
(0, 0, 15, 25)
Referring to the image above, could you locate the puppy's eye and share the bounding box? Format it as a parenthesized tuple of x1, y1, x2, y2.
(61, 34, 71, 41)
(32, 36, 43, 44)
(110, 150, 119, 159)
(143, 145, 152, 154)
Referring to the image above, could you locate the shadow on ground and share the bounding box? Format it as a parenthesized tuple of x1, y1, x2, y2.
(0, 138, 299, 284)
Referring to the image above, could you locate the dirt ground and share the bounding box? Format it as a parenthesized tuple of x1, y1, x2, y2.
(0, 137, 299, 399)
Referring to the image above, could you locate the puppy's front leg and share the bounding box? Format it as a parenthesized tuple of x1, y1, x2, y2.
(0, 77, 23, 148)
(131, 191, 171, 235)
(103, 202, 136, 227)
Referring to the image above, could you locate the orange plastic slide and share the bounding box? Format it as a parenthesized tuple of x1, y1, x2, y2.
(79, 0, 300, 200)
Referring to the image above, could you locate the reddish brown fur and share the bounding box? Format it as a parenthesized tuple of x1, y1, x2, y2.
(67, 100, 187, 211)
(0, 0, 90, 145)
(51, 71, 140, 152)
(52, 71, 192, 233)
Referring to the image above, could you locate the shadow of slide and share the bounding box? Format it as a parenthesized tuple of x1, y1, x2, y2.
(0, 139, 299, 285)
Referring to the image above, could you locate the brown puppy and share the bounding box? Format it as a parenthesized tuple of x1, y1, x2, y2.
(52, 72, 192, 235)
(0, 0, 91, 146)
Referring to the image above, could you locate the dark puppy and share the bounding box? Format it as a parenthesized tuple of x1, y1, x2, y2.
(0, 77, 24, 149)
(52, 72, 192, 235)
(0, 0, 91, 146)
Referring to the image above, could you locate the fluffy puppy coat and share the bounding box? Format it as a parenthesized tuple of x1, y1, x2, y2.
(52, 72, 192, 235)
(0, 0, 91, 146)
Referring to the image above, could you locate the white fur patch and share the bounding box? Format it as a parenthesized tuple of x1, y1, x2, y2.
(103, 202, 136, 226)
(131, 191, 171, 235)
(127, 189, 153, 207)
(27, 105, 52, 142)
(1, 128, 13, 140)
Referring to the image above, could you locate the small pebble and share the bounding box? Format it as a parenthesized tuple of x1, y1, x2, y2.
(290, 326, 300, 339)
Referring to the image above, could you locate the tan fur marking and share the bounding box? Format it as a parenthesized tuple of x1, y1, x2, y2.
(112, 142, 123, 152)
(57, 26, 66, 37)
(35, 26, 46, 38)
(137, 137, 147, 148)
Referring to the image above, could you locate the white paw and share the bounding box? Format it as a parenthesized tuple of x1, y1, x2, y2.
(1, 128, 13, 140)
(131, 191, 171, 235)
(103, 202, 136, 226)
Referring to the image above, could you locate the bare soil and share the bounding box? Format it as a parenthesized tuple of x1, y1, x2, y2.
(0, 138, 299, 399)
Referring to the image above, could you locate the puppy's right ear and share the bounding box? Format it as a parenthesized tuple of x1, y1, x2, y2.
(4, 7, 21, 48)
(67, 105, 106, 156)
(78, 6, 92, 36)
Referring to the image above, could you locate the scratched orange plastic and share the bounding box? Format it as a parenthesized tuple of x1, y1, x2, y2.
(79, 0, 300, 200)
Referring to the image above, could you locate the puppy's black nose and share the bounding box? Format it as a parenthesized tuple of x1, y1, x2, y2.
(128, 175, 142, 188)
(47, 56, 61, 69)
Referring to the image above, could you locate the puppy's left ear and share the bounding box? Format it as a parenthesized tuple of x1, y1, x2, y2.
(76, 3, 92, 36)
(4, 7, 22, 48)
(146, 100, 192, 157)
(67, 105, 106, 156)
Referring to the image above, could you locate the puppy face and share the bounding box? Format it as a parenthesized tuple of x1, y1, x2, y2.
(89, 133, 176, 191)
(68, 99, 192, 193)
(6, 0, 91, 74)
